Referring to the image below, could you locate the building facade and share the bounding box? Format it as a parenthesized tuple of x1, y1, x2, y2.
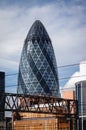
(76, 81, 86, 130)
(17, 20, 60, 97)
(13, 113, 70, 130)
(62, 90, 75, 100)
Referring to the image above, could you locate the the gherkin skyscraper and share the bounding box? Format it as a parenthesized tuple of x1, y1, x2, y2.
(17, 20, 60, 97)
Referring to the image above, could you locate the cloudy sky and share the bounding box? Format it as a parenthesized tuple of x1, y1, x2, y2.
(0, 0, 86, 92)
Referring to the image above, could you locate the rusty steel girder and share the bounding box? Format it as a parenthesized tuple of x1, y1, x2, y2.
(0, 93, 78, 117)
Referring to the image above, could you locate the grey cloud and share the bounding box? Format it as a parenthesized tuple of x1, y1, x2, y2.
(0, 2, 86, 72)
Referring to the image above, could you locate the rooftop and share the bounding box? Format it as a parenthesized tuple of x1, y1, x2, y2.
(26, 20, 50, 41)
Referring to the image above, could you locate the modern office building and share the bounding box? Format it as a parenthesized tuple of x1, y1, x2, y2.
(0, 72, 5, 121)
(76, 81, 86, 130)
(61, 61, 86, 130)
(11, 20, 78, 130)
(17, 20, 60, 97)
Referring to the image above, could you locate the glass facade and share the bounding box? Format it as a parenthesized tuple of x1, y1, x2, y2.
(76, 81, 86, 130)
(76, 81, 86, 116)
(17, 20, 60, 97)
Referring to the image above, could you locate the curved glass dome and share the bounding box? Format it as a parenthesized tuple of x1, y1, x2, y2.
(17, 20, 60, 97)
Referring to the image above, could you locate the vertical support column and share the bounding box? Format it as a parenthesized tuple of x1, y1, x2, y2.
(67, 100, 73, 130)
(81, 82, 83, 130)
(0, 72, 5, 121)
(75, 100, 79, 130)
(74, 118, 79, 130)
(70, 118, 73, 130)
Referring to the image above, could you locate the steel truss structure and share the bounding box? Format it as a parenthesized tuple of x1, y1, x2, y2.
(0, 93, 78, 117)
